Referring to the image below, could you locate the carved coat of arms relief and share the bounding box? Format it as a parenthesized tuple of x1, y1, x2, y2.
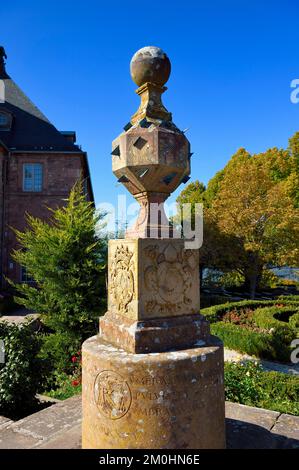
(109, 245, 135, 316)
(143, 243, 197, 315)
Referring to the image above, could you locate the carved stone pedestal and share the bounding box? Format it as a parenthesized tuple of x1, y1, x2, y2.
(82, 335, 225, 449)
(82, 238, 226, 448)
(99, 239, 208, 353)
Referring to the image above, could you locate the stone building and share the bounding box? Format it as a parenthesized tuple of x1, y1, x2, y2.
(0, 48, 93, 286)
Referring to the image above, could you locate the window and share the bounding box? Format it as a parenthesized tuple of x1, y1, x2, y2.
(0, 111, 11, 129)
(21, 266, 34, 283)
(23, 163, 43, 192)
(0, 113, 8, 126)
(83, 178, 89, 198)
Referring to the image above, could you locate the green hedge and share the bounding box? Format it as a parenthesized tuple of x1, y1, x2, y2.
(39, 331, 83, 391)
(278, 294, 299, 303)
(252, 306, 298, 329)
(290, 313, 299, 329)
(202, 298, 299, 323)
(211, 322, 283, 360)
(0, 320, 44, 418)
(202, 300, 277, 323)
(225, 361, 299, 416)
(204, 299, 299, 363)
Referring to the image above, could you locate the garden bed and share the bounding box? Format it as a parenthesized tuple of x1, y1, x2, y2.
(224, 361, 299, 416)
(44, 373, 82, 401)
(201, 296, 299, 363)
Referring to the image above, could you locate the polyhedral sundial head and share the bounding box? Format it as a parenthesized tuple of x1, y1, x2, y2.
(112, 46, 192, 238)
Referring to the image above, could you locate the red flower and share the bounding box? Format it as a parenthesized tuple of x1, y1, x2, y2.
(72, 380, 80, 387)
(71, 356, 77, 363)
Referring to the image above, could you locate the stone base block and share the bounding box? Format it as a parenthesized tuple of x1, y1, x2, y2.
(100, 311, 210, 353)
(82, 335, 226, 449)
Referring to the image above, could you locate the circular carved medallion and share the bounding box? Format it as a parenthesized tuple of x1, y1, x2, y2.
(157, 262, 184, 303)
(94, 370, 132, 420)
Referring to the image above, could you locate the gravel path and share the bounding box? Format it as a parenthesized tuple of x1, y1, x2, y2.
(224, 348, 299, 375)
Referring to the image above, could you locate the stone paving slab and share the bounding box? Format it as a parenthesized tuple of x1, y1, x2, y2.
(38, 424, 82, 449)
(225, 402, 280, 449)
(0, 314, 40, 327)
(226, 402, 299, 449)
(0, 396, 298, 449)
(271, 413, 299, 447)
(0, 416, 14, 431)
(225, 401, 280, 430)
(0, 428, 41, 449)
(0, 395, 81, 449)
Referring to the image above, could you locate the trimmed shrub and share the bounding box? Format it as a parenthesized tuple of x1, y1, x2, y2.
(202, 300, 278, 323)
(202, 298, 299, 323)
(258, 370, 299, 414)
(278, 294, 299, 303)
(289, 313, 299, 329)
(39, 331, 82, 389)
(225, 361, 265, 404)
(205, 300, 299, 362)
(211, 322, 274, 358)
(252, 306, 298, 328)
(225, 361, 299, 416)
(0, 320, 44, 417)
(9, 183, 107, 382)
(45, 372, 82, 401)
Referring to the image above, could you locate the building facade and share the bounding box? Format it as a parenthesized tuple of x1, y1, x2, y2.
(0, 48, 94, 286)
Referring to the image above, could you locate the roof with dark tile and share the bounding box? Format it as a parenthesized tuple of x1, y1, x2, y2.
(0, 59, 82, 152)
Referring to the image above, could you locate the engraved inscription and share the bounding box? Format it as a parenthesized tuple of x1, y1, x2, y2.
(94, 370, 132, 420)
(128, 374, 178, 386)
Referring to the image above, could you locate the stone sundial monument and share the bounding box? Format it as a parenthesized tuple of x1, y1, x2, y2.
(82, 46, 226, 449)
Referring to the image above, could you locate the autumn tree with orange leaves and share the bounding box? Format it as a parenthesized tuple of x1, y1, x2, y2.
(177, 133, 299, 298)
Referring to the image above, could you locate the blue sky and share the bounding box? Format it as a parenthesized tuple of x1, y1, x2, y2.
(1, 0, 299, 225)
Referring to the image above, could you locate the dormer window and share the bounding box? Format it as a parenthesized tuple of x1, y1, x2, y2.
(0, 113, 8, 125)
(0, 110, 12, 130)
